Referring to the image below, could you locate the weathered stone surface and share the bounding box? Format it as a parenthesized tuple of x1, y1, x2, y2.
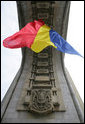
(1, 1, 84, 123)
(35, 76, 50, 82)
(38, 53, 49, 58)
(37, 62, 49, 67)
(36, 69, 49, 74)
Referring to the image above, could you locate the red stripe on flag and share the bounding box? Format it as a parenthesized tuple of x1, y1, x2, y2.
(3, 19, 45, 49)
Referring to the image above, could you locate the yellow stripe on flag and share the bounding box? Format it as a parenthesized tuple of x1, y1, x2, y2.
(31, 24, 57, 53)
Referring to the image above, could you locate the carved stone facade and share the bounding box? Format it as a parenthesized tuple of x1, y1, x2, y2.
(30, 89, 52, 113)
(16, 1, 66, 114)
(2, 1, 84, 123)
(17, 47, 65, 114)
(31, 1, 55, 27)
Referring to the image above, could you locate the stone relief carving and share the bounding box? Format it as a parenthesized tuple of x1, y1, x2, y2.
(17, 1, 65, 114)
(30, 89, 52, 113)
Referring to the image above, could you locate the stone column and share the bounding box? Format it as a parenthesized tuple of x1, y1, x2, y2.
(1, 1, 84, 123)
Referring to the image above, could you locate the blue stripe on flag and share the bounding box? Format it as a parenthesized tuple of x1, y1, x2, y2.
(49, 29, 83, 57)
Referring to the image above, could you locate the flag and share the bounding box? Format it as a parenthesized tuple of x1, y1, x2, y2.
(3, 19, 82, 57)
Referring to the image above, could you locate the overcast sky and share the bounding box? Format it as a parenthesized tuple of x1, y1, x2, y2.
(1, 1, 84, 102)
(65, 1, 84, 102)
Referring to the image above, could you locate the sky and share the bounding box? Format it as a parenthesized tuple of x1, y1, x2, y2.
(1, 1, 22, 100)
(65, 1, 84, 102)
(1, 1, 84, 102)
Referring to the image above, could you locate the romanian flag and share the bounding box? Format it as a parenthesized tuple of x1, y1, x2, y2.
(3, 19, 82, 57)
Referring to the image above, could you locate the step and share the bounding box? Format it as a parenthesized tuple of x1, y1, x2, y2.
(36, 69, 49, 74)
(37, 53, 48, 58)
(35, 76, 50, 82)
(32, 84, 52, 89)
(37, 62, 49, 67)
